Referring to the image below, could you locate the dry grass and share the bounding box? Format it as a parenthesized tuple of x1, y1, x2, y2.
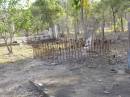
(0, 45, 33, 64)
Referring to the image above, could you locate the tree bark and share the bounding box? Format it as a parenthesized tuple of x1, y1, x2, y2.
(102, 13, 105, 41)
(60, 23, 65, 38)
(74, 20, 78, 40)
(120, 16, 124, 32)
(49, 22, 55, 39)
(25, 30, 29, 37)
(128, 22, 130, 69)
(80, 0, 87, 39)
(65, 1, 70, 36)
(3, 37, 13, 54)
(7, 45, 13, 54)
(111, 7, 116, 33)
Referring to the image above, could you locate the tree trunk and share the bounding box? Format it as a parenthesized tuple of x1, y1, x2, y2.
(120, 16, 124, 32)
(3, 38, 13, 54)
(74, 20, 78, 40)
(128, 22, 130, 69)
(80, 0, 84, 23)
(25, 30, 29, 37)
(102, 13, 105, 40)
(7, 45, 13, 54)
(113, 12, 116, 33)
(65, 1, 70, 36)
(111, 8, 116, 33)
(80, 0, 87, 39)
(49, 22, 55, 39)
(36, 28, 39, 35)
(52, 26, 55, 39)
(60, 23, 65, 38)
(66, 24, 70, 36)
(57, 24, 60, 33)
(101, 23, 105, 40)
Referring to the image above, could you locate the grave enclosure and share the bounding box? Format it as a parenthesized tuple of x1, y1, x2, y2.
(28, 37, 112, 64)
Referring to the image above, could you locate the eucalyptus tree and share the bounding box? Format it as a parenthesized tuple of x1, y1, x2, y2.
(103, 0, 120, 33)
(31, 0, 64, 38)
(63, 0, 82, 38)
(101, 0, 129, 33)
(116, 0, 130, 32)
(71, 0, 91, 39)
(91, 0, 110, 39)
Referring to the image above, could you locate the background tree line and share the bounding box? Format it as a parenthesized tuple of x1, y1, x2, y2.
(0, 0, 130, 54)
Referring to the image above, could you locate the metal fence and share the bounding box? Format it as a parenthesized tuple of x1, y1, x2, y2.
(28, 38, 111, 63)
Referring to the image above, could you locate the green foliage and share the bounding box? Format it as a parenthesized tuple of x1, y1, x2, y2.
(72, 0, 80, 10)
(0, 0, 130, 37)
(32, 0, 64, 27)
(72, 0, 90, 10)
(19, 9, 33, 32)
(0, 21, 6, 34)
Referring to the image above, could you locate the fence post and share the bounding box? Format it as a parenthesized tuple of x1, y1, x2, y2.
(126, 12, 130, 71)
(128, 21, 130, 69)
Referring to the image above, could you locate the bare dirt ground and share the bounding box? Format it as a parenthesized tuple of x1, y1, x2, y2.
(0, 32, 130, 97)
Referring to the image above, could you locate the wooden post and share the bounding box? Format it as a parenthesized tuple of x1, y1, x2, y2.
(127, 12, 130, 70)
(128, 22, 130, 69)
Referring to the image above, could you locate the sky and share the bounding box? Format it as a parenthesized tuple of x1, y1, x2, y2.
(19, 0, 101, 7)
(94, 0, 101, 1)
(19, 0, 101, 5)
(19, 0, 36, 7)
